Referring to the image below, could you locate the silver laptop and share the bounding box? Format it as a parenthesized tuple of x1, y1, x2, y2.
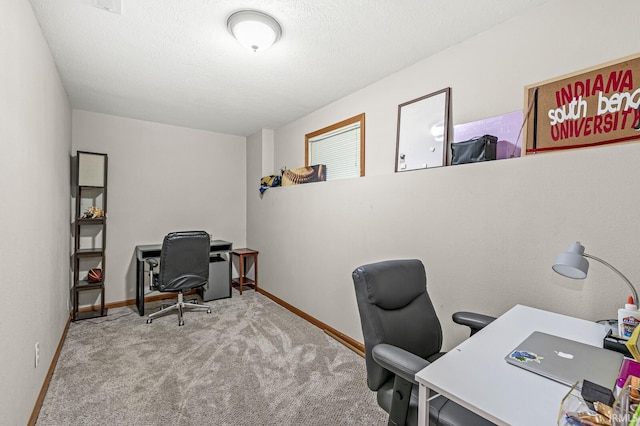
(504, 331, 623, 389)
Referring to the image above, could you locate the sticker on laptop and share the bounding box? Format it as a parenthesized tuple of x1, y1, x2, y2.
(509, 350, 543, 363)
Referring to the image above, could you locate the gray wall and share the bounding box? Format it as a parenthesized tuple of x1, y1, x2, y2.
(247, 0, 640, 350)
(72, 110, 247, 305)
(0, 1, 72, 423)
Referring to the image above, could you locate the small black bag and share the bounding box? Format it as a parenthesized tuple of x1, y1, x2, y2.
(451, 134, 498, 165)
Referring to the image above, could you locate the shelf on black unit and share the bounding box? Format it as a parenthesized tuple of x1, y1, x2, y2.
(76, 217, 105, 224)
(75, 248, 105, 257)
(75, 280, 104, 290)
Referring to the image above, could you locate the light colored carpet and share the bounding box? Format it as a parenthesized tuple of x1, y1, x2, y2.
(37, 290, 387, 425)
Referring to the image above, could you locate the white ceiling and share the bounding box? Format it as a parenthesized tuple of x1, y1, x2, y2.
(28, 0, 550, 136)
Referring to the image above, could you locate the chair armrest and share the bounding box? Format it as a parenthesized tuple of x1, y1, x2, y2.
(372, 343, 430, 385)
(452, 311, 496, 336)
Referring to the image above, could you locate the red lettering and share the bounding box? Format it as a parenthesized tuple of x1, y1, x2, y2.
(593, 74, 604, 93)
(593, 115, 603, 134)
(575, 118, 585, 135)
(621, 109, 634, 128)
(603, 113, 614, 132)
(584, 116, 593, 136)
(559, 86, 573, 106)
(605, 71, 622, 93)
(559, 121, 570, 139)
(621, 69, 633, 92)
(553, 69, 634, 107)
(603, 70, 633, 93)
(547, 113, 628, 141)
(575, 81, 585, 98)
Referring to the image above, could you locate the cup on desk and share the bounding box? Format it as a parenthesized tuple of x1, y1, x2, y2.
(618, 359, 640, 388)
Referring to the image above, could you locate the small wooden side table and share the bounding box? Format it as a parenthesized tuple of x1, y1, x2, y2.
(231, 248, 258, 295)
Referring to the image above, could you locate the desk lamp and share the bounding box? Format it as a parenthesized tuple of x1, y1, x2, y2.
(552, 241, 639, 305)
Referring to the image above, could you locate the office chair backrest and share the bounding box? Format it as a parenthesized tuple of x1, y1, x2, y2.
(157, 231, 210, 292)
(352, 259, 443, 391)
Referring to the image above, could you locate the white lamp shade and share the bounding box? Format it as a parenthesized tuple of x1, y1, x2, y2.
(227, 10, 281, 52)
(552, 241, 640, 306)
(552, 242, 590, 279)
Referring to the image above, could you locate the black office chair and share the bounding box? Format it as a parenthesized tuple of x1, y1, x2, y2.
(146, 231, 212, 326)
(352, 259, 497, 426)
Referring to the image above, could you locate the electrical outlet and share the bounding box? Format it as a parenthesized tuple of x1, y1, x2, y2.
(35, 342, 40, 368)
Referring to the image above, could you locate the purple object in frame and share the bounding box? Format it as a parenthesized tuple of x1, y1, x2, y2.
(453, 110, 523, 160)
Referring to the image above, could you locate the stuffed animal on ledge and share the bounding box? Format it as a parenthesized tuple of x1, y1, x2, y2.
(81, 206, 104, 219)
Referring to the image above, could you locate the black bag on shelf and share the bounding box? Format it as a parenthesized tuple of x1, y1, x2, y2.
(451, 134, 498, 165)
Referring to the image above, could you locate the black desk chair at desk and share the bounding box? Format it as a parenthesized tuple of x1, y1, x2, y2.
(352, 259, 497, 426)
(146, 231, 212, 326)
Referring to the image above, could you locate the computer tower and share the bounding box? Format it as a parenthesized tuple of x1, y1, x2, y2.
(200, 254, 231, 301)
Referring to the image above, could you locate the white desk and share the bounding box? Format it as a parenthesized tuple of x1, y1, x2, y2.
(415, 304, 608, 426)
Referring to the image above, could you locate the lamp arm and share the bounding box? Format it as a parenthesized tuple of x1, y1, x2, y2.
(584, 253, 639, 305)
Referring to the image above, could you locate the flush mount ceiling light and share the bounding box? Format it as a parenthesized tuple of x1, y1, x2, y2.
(227, 10, 282, 52)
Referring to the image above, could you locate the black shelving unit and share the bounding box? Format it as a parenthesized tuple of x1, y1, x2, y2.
(72, 152, 108, 321)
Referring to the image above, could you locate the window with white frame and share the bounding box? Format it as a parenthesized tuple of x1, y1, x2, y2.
(305, 113, 365, 180)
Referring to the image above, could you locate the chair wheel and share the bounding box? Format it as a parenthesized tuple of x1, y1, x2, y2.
(146, 318, 152, 324)
(207, 308, 212, 313)
(179, 320, 184, 326)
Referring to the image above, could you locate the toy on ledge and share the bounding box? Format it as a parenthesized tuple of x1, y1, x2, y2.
(81, 206, 104, 219)
(282, 164, 326, 186)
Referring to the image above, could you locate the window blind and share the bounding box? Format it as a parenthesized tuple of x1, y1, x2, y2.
(309, 122, 360, 180)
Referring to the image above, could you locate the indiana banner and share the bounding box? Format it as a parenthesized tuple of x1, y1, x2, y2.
(525, 54, 640, 154)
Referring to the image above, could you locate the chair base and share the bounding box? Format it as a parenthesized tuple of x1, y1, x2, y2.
(146, 292, 211, 326)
